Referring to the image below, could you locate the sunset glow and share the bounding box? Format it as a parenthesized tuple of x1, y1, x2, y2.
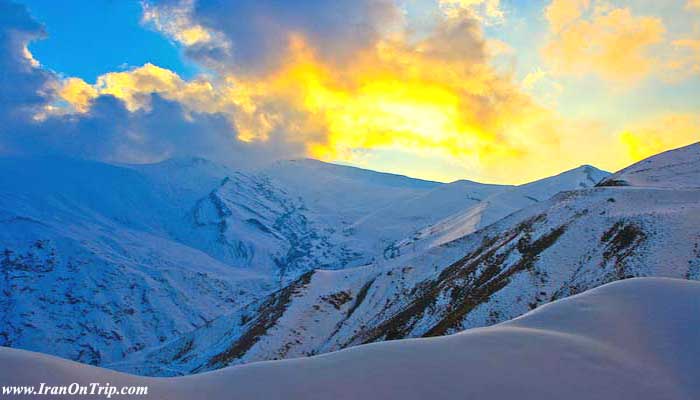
(13, 0, 700, 182)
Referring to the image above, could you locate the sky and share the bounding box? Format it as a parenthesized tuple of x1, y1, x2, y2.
(1, 0, 698, 184)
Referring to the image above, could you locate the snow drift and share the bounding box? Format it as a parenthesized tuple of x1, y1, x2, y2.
(1, 278, 698, 400)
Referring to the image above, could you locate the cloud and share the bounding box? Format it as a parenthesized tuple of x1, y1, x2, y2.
(2, 0, 697, 184)
(542, 0, 700, 84)
(0, 0, 299, 167)
(57, 63, 230, 117)
(667, 39, 700, 80)
(542, 0, 665, 84)
(53, 63, 297, 147)
(58, 78, 98, 113)
(687, 0, 700, 11)
(522, 68, 547, 90)
(438, 0, 505, 24)
(12, 84, 301, 167)
(58, 5, 579, 183)
(29, 94, 297, 165)
(186, 13, 575, 183)
(143, 0, 402, 74)
(94, 63, 194, 111)
(142, 0, 212, 46)
(0, 0, 54, 126)
(544, 0, 589, 33)
(38, 0, 688, 183)
(520, 68, 563, 108)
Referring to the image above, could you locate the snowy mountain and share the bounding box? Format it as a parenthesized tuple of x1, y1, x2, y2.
(261, 159, 442, 224)
(6, 143, 698, 378)
(348, 179, 510, 260)
(4, 154, 584, 368)
(118, 144, 699, 375)
(259, 159, 508, 267)
(390, 164, 609, 257)
(0, 157, 272, 365)
(3, 278, 699, 400)
(262, 159, 608, 264)
(598, 142, 700, 189)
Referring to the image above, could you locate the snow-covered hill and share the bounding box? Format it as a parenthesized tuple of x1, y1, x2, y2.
(5, 154, 589, 368)
(259, 159, 509, 267)
(0, 157, 272, 365)
(2, 278, 699, 400)
(120, 144, 698, 375)
(598, 142, 700, 189)
(260, 159, 442, 224)
(348, 179, 510, 259)
(390, 164, 609, 256)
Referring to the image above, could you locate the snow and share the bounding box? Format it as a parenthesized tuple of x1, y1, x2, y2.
(392, 164, 609, 254)
(2, 278, 698, 400)
(123, 147, 697, 375)
(0, 155, 536, 367)
(260, 158, 440, 224)
(600, 142, 699, 189)
(2, 143, 697, 382)
(349, 179, 509, 257)
(0, 156, 275, 365)
(258, 158, 487, 267)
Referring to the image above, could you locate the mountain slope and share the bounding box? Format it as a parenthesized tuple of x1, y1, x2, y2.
(259, 159, 498, 266)
(124, 145, 698, 375)
(3, 278, 699, 400)
(598, 142, 699, 189)
(391, 164, 609, 256)
(0, 155, 503, 367)
(349, 179, 510, 259)
(260, 158, 441, 225)
(0, 157, 273, 365)
(262, 159, 608, 265)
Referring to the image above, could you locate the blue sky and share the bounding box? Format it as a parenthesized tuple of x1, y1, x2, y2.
(21, 0, 197, 81)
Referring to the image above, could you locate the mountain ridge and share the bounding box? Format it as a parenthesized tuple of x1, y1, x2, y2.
(113, 144, 698, 375)
(5, 144, 700, 378)
(2, 153, 603, 367)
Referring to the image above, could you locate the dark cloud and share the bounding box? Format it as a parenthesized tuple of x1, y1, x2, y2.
(417, 10, 487, 63)
(151, 0, 401, 73)
(0, 0, 54, 128)
(0, 0, 300, 167)
(12, 94, 296, 166)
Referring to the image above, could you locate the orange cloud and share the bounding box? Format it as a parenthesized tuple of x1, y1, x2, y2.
(543, 1, 665, 84)
(53, 2, 699, 184)
(687, 0, 700, 11)
(545, 0, 589, 33)
(57, 13, 582, 183)
(58, 77, 98, 113)
(215, 27, 569, 181)
(439, 0, 505, 24)
(95, 64, 186, 111)
(58, 64, 225, 116)
(667, 39, 700, 80)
